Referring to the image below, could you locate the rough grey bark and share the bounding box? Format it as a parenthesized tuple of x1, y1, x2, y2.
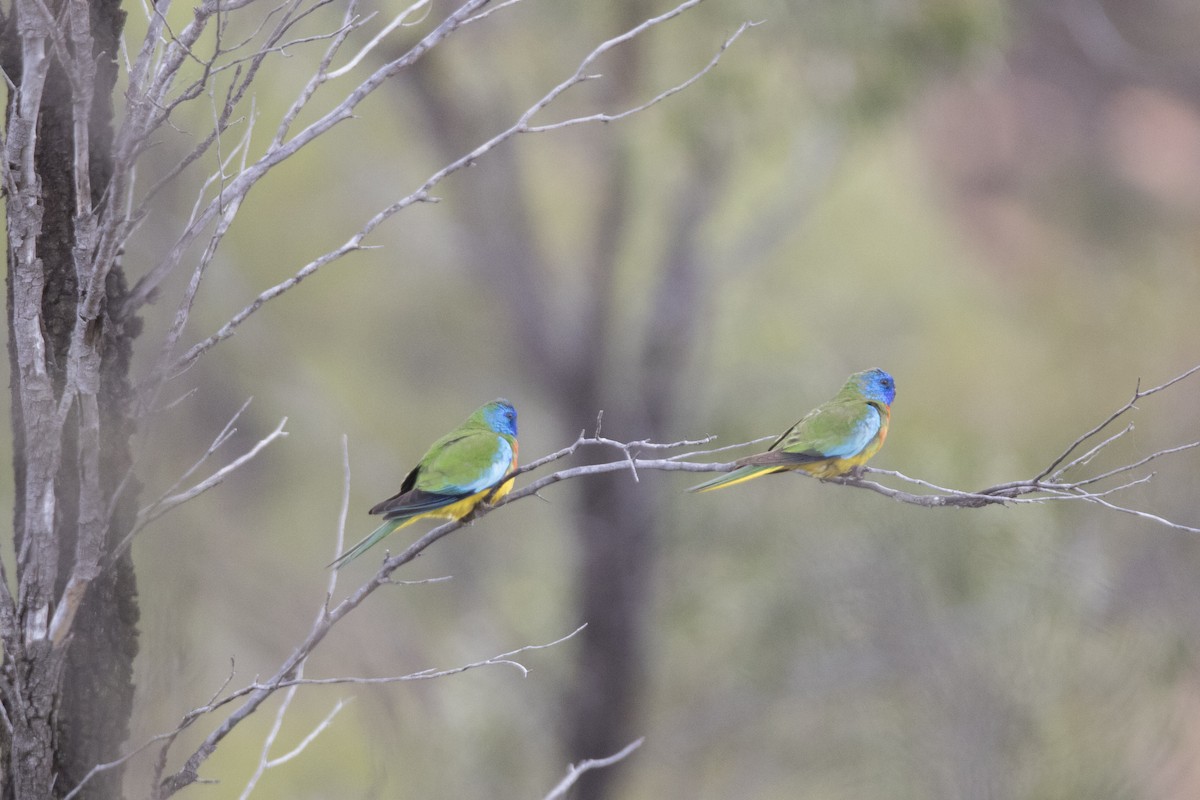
(2, 0, 138, 797)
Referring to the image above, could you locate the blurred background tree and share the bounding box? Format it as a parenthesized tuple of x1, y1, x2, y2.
(5, 0, 1200, 797)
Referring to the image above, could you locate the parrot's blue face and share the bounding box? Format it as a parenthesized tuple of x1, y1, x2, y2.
(858, 369, 896, 406)
(483, 400, 518, 437)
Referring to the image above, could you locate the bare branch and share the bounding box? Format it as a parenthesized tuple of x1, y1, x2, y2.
(526, 19, 759, 133)
(142, 415, 288, 525)
(147, 398, 253, 505)
(165, 239, 372, 380)
(1072, 492, 1200, 534)
(63, 729, 175, 800)
(1056, 422, 1133, 476)
(543, 737, 645, 800)
(123, 0, 494, 317)
(148, 624, 585, 796)
(277, 624, 588, 686)
(239, 699, 348, 799)
(112, 415, 289, 561)
(237, 667, 341, 799)
(161, 0, 755, 378)
(666, 436, 776, 461)
(1035, 363, 1200, 482)
(462, 0, 526, 25)
(263, 700, 348, 769)
(329, 434, 353, 595)
(1067, 440, 1200, 490)
(325, 0, 430, 79)
(64, 665, 241, 800)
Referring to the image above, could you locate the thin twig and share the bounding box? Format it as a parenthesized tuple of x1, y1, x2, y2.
(257, 700, 347, 770)
(462, 0, 527, 26)
(526, 20, 759, 133)
(1075, 492, 1200, 534)
(543, 737, 646, 800)
(325, 0, 429, 79)
(251, 624, 587, 687)
(1035, 363, 1200, 482)
(111, 416, 289, 561)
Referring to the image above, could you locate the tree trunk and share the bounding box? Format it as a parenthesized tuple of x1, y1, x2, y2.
(2, 0, 138, 797)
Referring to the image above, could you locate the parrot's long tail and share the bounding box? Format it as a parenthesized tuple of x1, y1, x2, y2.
(328, 517, 412, 569)
(687, 465, 778, 493)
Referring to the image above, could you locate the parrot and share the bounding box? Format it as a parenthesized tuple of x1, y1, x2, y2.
(688, 369, 895, 492)
(330, 398, 518, 569)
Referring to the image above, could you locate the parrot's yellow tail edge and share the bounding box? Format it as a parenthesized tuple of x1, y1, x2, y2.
(687, 466, 773, 493)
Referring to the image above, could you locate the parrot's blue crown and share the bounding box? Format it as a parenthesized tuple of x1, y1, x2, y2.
(857, 369, 896, 406)
(483, 399, 518, 436)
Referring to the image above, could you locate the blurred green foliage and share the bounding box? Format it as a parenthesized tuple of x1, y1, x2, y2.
(5, 0, 1200, 797)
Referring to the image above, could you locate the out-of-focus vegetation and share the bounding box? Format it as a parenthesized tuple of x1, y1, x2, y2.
(5, 0, 1199, 796)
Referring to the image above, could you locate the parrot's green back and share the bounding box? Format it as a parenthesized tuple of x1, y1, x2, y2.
(409, 423, 515, 495)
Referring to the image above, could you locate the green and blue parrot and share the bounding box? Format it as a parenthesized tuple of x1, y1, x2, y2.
(689, 369, 896, 492)
(330, 399, 519, 569)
